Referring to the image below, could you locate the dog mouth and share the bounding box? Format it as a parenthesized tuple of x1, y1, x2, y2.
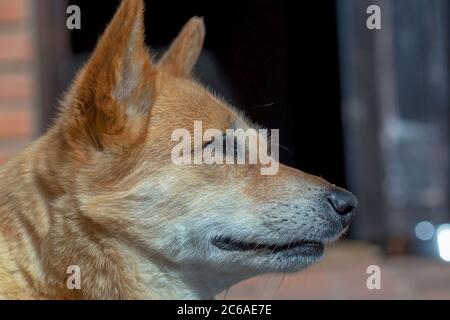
(211, 237, 324, 254)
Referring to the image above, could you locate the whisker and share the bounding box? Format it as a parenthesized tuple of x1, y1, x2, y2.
(223, 288, 230, 300)
(261, 274, 273, 298)
(273, 273, 286, 299)
(247, 102, 275, 111)
(272, 143, 295, 157)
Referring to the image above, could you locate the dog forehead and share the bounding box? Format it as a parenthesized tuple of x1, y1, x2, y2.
(152, 74, 241, 131)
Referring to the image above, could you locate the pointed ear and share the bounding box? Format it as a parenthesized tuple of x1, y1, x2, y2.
(158, 17, 205, 77)
(65, 0, 155, 151)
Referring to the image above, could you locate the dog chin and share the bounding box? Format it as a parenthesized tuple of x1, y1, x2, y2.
(258, 245, 325, 273)
(210, 237, 326, 273)
(230, 247, 325, 274)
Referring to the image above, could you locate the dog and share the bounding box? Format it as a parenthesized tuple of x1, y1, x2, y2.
(0, 0, 357, 299)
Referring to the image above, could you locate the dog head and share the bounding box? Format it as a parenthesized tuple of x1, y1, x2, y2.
(59, 0, 357, 294)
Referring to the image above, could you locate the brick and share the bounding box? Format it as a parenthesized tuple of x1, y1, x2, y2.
(0, 32, 32, 62)
(0, 0, 27, 24)
(0, 109, 32, 139)
(0, 73, 33, 100)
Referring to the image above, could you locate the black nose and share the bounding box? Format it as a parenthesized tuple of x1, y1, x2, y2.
(327, 188, 358, 216)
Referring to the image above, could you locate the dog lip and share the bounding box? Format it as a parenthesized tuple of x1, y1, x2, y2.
(211, 237, 324, 253)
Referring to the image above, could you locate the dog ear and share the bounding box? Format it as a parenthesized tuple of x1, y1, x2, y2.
(63, 0, 155, 152)
(158, 17, 205, 78)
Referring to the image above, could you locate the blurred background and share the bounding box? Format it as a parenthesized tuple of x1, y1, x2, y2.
(0, 0, 449, 298)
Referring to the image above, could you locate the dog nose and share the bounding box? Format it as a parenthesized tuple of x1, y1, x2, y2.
(327, 188, 358, 217)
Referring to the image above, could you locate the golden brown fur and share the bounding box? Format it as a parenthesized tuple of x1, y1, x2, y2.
(0, 0, 356, 299)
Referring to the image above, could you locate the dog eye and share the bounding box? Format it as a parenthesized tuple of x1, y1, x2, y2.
(201, 135, 228, 149)
(202, 135, 239, 159)
(202, 138, 215, 149)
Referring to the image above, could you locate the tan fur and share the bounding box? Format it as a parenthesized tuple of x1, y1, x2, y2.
(0, 0, 354, 299)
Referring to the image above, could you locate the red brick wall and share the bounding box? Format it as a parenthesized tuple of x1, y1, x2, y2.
(0, 0, 36, 165)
